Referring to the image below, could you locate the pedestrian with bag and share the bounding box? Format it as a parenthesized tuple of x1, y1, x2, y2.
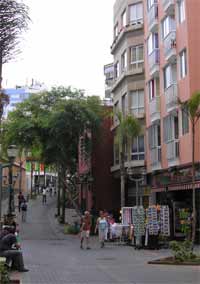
(21, 200, 28, 222)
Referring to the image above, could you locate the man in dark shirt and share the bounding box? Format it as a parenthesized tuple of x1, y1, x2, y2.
(0, 232, 28, 272)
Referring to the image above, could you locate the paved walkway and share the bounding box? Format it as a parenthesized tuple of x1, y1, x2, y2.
(6, 194, 200, 284)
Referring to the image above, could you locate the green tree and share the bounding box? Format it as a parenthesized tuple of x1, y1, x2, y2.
(180, 91, 200, 244)
(1, 87, 103, 222)
(115, 112, 141, 207)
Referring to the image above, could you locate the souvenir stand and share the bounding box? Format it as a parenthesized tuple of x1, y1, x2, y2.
(132, 206, 145, 248)
(145, 205, 170, 249)
(120, 207, 134, 244)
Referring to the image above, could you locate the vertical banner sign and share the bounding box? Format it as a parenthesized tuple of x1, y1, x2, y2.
(26, 161, 31, 172)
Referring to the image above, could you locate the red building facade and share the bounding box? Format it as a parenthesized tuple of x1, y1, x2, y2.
(78, 106, 120, 215)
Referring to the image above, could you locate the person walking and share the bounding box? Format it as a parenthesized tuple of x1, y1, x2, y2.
(95, 211, 108, 248)
(17, 192, 25, 212)
(42, 187, 47, 204)
(80, 211, 91, 249)
(21, 200, 28, 222)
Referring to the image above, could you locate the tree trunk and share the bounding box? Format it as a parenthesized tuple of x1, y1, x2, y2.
(57, 167, 61, 217)
(19, 161, 22, 193)
(30, 162, 33, 198)
(43, 165, 46, 187)
(61, 167, 66, 224)
(120, 142, 126, 208)
(191, 124, 196, 245)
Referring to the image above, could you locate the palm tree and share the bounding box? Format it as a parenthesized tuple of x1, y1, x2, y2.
(115, 112, 141, 207)
(180, 91, 200, 244)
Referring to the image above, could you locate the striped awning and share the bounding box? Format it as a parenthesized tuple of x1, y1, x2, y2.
(151, 181, 200, 193)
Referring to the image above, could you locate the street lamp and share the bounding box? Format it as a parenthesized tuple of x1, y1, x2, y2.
(127, 167, 146, 206)
(7, 145, 18, 216)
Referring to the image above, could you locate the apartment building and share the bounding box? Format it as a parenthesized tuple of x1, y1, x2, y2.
(110, 0, 148, 207)
(144, 0, 200, 238)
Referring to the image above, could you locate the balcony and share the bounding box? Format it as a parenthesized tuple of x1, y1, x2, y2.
(162, 0, 175, 15)
(148, 49, 160, 77)
(130, 107, 145, 119)
(147, 4, 158, 32)
(150, 146, 161, 170)
(111, 21, 143, 55)
(149, 96, 160, 122)
(111, 63, 144, 93)
(164, 31, 176, 62)
(165, 83, 178, 112)
(166, 139, 179, 164)
(129, 61, 144, 75)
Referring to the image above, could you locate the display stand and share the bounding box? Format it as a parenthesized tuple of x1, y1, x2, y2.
(121, 207, 133, 225)
(132, 206, 145, 249)
(146, 205, 170, 249)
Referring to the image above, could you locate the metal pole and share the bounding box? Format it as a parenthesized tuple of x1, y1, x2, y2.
(8, 162, 13, 215)
(136, 180, 139, 207)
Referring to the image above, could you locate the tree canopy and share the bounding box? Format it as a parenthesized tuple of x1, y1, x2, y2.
(1, 87, 103, 172)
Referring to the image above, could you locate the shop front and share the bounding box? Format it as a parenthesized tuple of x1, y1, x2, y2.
(151, 168, 200, 242)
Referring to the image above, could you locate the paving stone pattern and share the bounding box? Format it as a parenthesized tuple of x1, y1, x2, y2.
(8, 194, 199, 284)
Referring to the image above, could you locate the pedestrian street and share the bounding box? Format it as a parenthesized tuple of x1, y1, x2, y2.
(12, 194, 199, 284)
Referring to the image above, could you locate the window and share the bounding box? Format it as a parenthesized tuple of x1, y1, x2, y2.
(163, 65, 172, 89)
(131, 136, 145, 161)
(147, 0, 157, 11)
(122, 93, 128, 116)
(147, 33, 158, 55)
(130, 45, 144, 68)
(114, 101, 119, 124)
(163, 113, 179, 143)
(180, 49, 187, 78)
(121, 9, 126, 28)
(163, 64, 177, 89)
(148, 79, 157, 100)
(114, 23, 118, 38)
(148, 123, 161, 150)
(130, 90, 144, 116)
(114, 61, 119, 79)
(121, 50, 127, 72)
(178, 0, 185, 23)
(162, 16, 175, 39)
(182, 106, 189, 135)
(129, 2, 143, 24)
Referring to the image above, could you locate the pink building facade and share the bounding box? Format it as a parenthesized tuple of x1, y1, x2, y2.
(144, 0, 200, 239)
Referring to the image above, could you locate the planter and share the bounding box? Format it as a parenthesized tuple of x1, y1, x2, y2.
(148, 256, 200, 265)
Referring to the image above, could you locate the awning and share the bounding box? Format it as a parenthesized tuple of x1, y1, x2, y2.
(152, 181, 200, 193)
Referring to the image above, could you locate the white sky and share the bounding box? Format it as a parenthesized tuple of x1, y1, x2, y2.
(3, 0, 115, 97)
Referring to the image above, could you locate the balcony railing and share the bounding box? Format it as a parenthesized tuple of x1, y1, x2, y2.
(162, 0, 175, 14)
(150, 146, 161, 166)
(164, 31, 176, 61)
(149, 96, 160, 122)
(165, 83, 178, 111)
(147, 3, 158, 31)
(148, 49, 160, 76)
(166, 139, 179, 160)
(129, 61, 144, 73)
